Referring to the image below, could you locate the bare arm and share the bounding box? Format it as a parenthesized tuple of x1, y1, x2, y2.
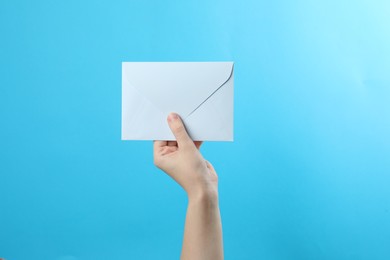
(181, 187, 223, 260)
(153, 113, 223, 260)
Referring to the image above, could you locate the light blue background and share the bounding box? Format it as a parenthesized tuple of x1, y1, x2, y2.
(1, 0, 389, 259)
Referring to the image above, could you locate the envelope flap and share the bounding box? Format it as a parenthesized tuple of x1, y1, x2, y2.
(122, 62, 233, 117)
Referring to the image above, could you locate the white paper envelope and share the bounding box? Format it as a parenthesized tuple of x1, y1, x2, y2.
(121, 62, 234, 141)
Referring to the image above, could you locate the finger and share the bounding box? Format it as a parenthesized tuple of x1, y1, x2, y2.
(154, 140, 167, 149)
(161, 146, 178, 155)
(194, 141, 203, 150)
(167, 141, 177, 147)
(167, 113, 193, 148)
(153, 141, 167, 158)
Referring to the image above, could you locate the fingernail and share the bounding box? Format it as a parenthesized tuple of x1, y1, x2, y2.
(168, 113, 178, 122)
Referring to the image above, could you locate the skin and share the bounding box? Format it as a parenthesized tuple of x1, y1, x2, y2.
(153, 113, 224, 260)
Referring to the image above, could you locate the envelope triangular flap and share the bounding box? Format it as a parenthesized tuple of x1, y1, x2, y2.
(123, 62, 233, 117)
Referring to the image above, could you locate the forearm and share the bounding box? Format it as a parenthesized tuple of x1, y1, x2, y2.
(181, 189, 223, 260)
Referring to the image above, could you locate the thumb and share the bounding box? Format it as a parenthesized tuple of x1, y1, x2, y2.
(167, 113, 193, 147)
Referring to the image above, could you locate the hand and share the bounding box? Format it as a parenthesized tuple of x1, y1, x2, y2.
(153, 113, 218, 199)
(154, 113, 223, 260)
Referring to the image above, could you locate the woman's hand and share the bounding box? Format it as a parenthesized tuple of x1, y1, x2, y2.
(153, 113, 218, 199)
(153, 113, 223, 260)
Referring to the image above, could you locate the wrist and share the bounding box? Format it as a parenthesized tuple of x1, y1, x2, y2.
(187, 185, 219, 206)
